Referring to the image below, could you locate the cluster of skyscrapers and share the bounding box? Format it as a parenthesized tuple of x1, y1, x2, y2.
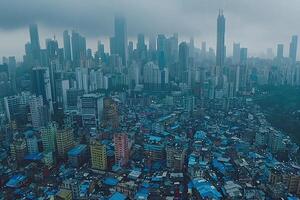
(0, 10, 299, 199)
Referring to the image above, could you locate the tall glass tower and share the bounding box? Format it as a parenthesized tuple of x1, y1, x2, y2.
(63, 30, 72, 62)
(29, 24, 41, 65)
(114, 15, 128, 66)
(216, 10, 226, 70)
(289, 35, 298, 63)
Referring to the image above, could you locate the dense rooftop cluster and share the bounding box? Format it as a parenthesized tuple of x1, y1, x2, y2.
(0, 96, 299, 199)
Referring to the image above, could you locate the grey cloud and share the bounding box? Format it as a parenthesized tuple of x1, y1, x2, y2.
(0, 0, 300, 58)
(0, 0, 297, 36)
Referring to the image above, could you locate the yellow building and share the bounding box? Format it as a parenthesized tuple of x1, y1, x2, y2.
(54, 189, 72, 200)
(41, 123, 57, 153)
(56, 127, 74, 159)
(90, 140, 107, 170)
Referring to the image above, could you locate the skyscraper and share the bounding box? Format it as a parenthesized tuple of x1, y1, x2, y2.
(289, 35, 298, 63)
(97, 41, 105, 56)
(240, 48, 248, 65)
(29, 24, 41, 65)
(201, 42, 207, 58)
(189, 37, 195, 58)
(128, 41, 134, 61)
(79, 94, 104, 127)
(29, 95, 49, 128)
(97, 41, 105, 62)
(31, 67, 52, 103)
(8, 56, 17, 93)
(232, 43, 241, 64)
(149, 35, 157, 52)
(266, 48, 274, 59)
(157, 34, 167, 69)
(143, 62, 165, 89)
(63, 30, 72, 62)
(113, 15, 128, 66)
(109, 36, 116, 55)
(179, 42, 189, 70)
(167, 33, 179, 63)
(71, 31, 86, 67)
(216, 10, 226, 69)
(137, 33, 147, 62)
(66, 89, 84, 109)
(179, 42, 189, 83)
(277, 44, 284, 59)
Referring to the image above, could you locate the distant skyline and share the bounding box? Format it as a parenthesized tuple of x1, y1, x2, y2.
(0, 0, 300, 60)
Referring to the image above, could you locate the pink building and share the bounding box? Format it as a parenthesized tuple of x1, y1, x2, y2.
(114, 133, 129, 166)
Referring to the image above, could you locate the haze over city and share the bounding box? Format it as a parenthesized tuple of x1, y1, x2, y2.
(1, 0, 300, 59)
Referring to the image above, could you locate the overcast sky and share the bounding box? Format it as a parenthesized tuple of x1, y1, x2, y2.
(0, 0, 299, 60)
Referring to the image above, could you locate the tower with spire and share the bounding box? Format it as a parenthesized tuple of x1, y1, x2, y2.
(216, 9, 226, 75)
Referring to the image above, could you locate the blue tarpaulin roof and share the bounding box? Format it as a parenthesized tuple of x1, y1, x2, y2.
(194, 130, 207, 140)
(6, 175, 27, 188)
(287, 197, 300, 200)
(103, 177, 119, 186)
(192, 179, 222, 199)
(141, 182, 150, 188)
(135, 188, 149, 199)
(213, 159, 226, 175)
(24, 153, 43, 161)
(80, 181, 90, 196)
(68, 144, 87, 156)
(148, 135, 162, 142)
(109, 192, 126, 200)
